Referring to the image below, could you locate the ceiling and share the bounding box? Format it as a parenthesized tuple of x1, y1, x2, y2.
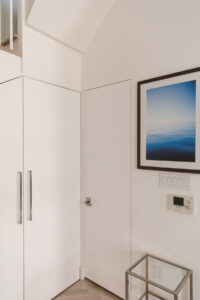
(26, 0, 115, 52)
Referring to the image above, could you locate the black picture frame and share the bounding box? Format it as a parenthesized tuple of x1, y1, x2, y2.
(137, 66, 200, 173)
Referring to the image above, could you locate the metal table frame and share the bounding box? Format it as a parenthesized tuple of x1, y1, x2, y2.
(125, 254, 193, 300)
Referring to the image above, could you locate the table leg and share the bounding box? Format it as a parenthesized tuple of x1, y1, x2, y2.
(190, 273, 193, 300)
(146, 285, 148, 300)
(125, 272, 129, 300)
(146, 257, 148, 300)
(174, 295, 178, 300)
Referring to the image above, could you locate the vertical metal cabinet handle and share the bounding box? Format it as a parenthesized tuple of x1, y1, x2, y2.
(28, 170, 33, 221)
(17, 172, 22, 224)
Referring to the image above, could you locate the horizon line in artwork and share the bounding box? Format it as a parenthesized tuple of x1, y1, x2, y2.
(146, 80, 196, 162)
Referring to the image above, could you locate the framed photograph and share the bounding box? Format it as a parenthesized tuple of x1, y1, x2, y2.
(137, 67, 200, 173)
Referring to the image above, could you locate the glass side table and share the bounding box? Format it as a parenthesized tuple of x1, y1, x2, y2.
(125, 254, 193, 300)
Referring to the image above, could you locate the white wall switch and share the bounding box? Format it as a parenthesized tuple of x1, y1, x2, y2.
(167, 194, 195, 215)
(159, 173, 190, 190)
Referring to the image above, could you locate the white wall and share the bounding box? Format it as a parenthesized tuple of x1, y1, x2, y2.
(27, 0, 115, 52)
(22, 25, 82, 91)
(0, 50, 21, 82)
(22, 0, 82, 91)
(83, 0, 200, 298)
(83, 0, 200, 89)
(0, 0, 82, 91)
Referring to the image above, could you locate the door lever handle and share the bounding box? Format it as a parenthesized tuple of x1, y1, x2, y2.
(84, 197, 92, 207)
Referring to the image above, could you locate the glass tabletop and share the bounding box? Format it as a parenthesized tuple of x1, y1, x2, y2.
(129, 255, 189, 292)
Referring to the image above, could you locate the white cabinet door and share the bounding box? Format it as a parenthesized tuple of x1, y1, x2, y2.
(0, 78, 23, 300)
(24, 78, 80, 300)
(83, 81, 131, 298)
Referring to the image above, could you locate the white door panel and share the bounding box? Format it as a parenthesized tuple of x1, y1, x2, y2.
(0, 78, 23, 300)
(24, 78, 80, 300)
(83, 80, 131, 298)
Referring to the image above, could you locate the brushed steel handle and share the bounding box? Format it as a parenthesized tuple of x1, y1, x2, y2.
(84, 197, 92, 207)
(28, 170, 33, 221)
(17, 172, 22, 224)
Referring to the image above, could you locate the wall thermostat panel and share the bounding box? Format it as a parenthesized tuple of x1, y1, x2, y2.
(167, 194, 195, 215)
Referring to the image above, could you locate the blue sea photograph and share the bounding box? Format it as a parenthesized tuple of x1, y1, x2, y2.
(146, 80, 196, 162)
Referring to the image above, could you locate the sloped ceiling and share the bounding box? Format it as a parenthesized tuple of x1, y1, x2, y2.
(26, 0, 35, 18)
(26, 0, 115, 52)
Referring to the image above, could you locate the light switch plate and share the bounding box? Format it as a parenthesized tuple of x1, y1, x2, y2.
(159, 173, 190, 190)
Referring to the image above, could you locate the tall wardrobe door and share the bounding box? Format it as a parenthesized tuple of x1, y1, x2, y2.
(0, 78, 23, 300)
(24, 78, 80, 300)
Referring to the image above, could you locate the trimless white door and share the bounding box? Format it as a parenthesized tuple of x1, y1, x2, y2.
(83, 80, 131, 298)
(0, 78, 23, 300)
(24, 78, 80, 300)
